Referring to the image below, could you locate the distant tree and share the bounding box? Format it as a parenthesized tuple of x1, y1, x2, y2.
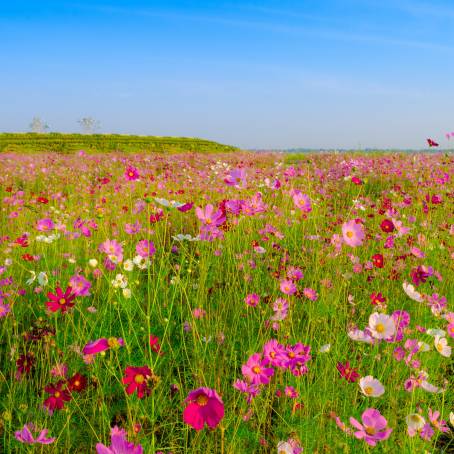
(29, 117, 49, 133)
(78, 117, 100, 134)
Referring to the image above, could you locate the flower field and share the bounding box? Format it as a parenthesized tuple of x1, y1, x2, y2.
(0, 151, 452, 453)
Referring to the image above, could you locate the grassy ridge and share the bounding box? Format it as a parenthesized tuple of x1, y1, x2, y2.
(0, 133, 239, 154)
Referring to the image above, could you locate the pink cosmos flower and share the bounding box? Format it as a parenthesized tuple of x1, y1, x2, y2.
(263, 339, 286, 367)
(291, 190, 312, 213)
(303, 287, 318, 301)
(135, 239, 156, 258)
(99, 239, 124, 263)
(342, 220, 365, 247)
(69, 274, 91, 297)
(349, 408, 392, 446)
(122, 366, 153, 398)
(183, 387, 224, 431)
(224, 168, 247, 188)
(245, 293, 260, 307)
(15, 423, 55, 445)
(46, 286, 76, 313)
(242, 353, 274, 385)
(233, 379, 260, 403)
(96, 426, 143, 454)
(195, 204, 225, 227)
(280, 279, 297, 295)
(36, 218, 54, 231)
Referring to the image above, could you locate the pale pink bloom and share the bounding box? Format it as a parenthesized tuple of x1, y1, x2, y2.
(368, 313, 396, 340)
(342, 220, 365, 247)
(359, 376, 385, 397)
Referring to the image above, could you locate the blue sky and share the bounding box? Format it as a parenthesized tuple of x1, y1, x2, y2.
(1, 0, 454, 149)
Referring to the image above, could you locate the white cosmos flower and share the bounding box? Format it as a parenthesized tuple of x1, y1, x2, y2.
(122, 288, 131, 299)
(319, 343, 331, 353)
(37, 272, 48, 287)
(88, 258, 98, 268)
(276, 441, 294, 454)
(359, 376, 385, 397)
(406, 413, 426, 432)
(417, 341, 430, 352)
(450, 412, 454, 427)
(434, 336, 451, 357)
(368, 312, 396, 340)
(123, 259, 134, 272)
(403, 282, 424, 302)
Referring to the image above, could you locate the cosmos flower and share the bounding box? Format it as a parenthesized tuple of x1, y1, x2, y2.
(402, 282, 424, 302)
(122, 366, 154, 398)
(337, 361, 360, 383)
(368, 312, 396, 340)
(349, 408, 392, 446)
(46, 286, 76, 313)
(124, 165, 140, 181)
(14, 423, 55, 445)
(183, 387, 224, 431)
(359, 376, 385, 397)
(342, 220, 365, 247)
(43, 381, 71, 411)
(242, 353, 274, 385)
(434, 335, 451, 357)
(96, 426, 143, 454)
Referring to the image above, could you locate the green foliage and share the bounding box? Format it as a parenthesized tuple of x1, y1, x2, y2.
(0, 133, 239, 154)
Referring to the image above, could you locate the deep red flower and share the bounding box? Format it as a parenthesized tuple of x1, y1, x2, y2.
(67, 373, 87, 393)
(37, 196, 49, 204)
(46, 286, 76, 313)
(336, 361, 359, 383)
(14, 235, 29, 247)
(16, 353, 35, 378)
(351, 176, 363, 185)
(122, 366, 153, 398)
(149, 335, 164, 356)
(380, 219, 395, 233)
(22, 254, 35, 262)
(372, 254, 384, 268)
(43, 381, 71, 411)
(370, 292, 386, 306)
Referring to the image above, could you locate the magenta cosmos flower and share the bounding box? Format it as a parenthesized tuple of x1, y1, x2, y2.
(122, 366, 153, 398)
(96, 426, 143, 454)
(69, 274, 91, 297)
(15, 423, 55, 445)
(46, 286, 76, 313)
(135, 239, 156, 258)
(242, 353, 274, 385)
(36, 218, 54, 232)
(349, 408, 392, 446)
(342, 220, 365, 247)
(183, 387, 224, 431)
(124, 165, 140, 181)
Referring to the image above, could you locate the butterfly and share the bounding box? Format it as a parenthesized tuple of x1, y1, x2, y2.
(427, 138, 439, 147)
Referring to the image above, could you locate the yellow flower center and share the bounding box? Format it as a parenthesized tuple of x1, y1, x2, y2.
(74, 380, 80, 387)
(365, 426, 376, 435)
(436, 342, 443, 352)
(196, 394, 209, 406)
(252, 366, 261, 374)
(54, 391, 61, 398)
(375, 323, 385, 333)
(346, 230, 354, 238)
(134, 374, 145, 384)
(364, 386, 374, 395)
(59, 298, 66, 305)
(288, 352, 295, 358)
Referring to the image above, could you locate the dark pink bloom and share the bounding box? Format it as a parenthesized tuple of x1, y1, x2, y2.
(36, 218, 54, 231)
(125, 166, 140, 181)
(69, 274, 91, 297)
(183, 387, 224, 431)
(46, 286, 76, 313)
(242, 353, 274, 385)
(82, 338, 110, 355)
(122, 366, 153, 398)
